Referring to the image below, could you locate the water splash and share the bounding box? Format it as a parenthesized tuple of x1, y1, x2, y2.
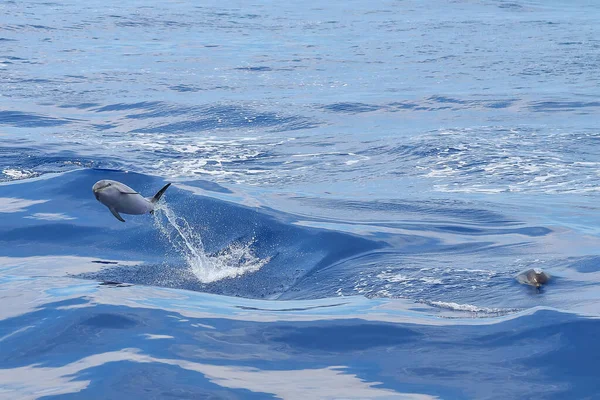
(152, 203, 269, 283)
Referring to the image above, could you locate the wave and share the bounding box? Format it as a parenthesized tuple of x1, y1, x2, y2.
(0, 169, 384, 300)
(423, 301, 521, 316)
(1, 168, 600, 317)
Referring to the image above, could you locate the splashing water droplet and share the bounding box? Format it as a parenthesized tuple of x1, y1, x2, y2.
(152, 203, 269, 283)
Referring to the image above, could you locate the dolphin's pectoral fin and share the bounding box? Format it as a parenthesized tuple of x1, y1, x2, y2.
(109, 207, 125, 222)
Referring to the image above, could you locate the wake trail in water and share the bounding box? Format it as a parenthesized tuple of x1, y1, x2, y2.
(152, 203, 269, 283)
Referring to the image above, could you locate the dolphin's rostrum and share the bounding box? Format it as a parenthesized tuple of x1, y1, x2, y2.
(92, 179, 171, 222)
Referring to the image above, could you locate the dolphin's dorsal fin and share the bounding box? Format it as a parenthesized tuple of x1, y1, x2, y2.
(150, 183, 172, 204)
(109, 207, 125, 222)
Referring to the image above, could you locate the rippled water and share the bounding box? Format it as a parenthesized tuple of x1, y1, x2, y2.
(2, 0, 600, 398)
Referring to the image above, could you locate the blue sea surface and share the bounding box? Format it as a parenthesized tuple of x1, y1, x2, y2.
(2, 0, 600, 398)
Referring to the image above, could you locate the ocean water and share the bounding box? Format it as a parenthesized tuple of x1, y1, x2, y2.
(2, 0, 600, 398)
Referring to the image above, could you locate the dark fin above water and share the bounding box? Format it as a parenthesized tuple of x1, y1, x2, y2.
(109, 207, 125, 222)
(151, 183, 171, 204)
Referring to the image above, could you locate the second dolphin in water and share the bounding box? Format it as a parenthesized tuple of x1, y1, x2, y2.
(92, 180, 171, 222)
(516, 268, 551, 288)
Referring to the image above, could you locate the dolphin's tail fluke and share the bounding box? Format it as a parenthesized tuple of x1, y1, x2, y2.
(151, 183, 171, 204)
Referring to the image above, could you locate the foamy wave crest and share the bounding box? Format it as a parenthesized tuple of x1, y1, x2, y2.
(412, 127, 600, 194)
(2, 168, 37, 181)
(152, 203, 269, 283)
(425, 300, 521, 316)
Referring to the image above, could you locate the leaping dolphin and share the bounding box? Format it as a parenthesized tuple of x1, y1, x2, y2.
(92, 180, 171, 222)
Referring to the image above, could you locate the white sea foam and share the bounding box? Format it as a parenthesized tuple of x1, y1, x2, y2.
(152, 203, 269, 283)
(426, 301, 520, 316)
(2, 169, 36, 180)
(141, 334, 174, 340)
(412, 127, 600, 194)
(376, 271, 444, 285)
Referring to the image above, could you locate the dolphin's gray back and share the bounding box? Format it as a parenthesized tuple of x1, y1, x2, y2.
(110, 180, 138, 194)
(107, 180, 153, 215)
(115, 193, 153, 214)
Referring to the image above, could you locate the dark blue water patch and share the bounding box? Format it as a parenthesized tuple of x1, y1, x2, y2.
(428, 225, 550, 237)
(130, 119, 216, 133)
(113, 16, 193, 29)
(6, 24, 55, 31)
(0, 111, 74, 128)
(234, 66, 273, 72)
(235, 303, 347, 312)
(19, 78, 54, 84)
(92, 123, 118, 130)
(519, 320, 600, 399)
(267, 322, 423, 351)
(59, 103, 100, 109)
(123, 103, 270, 120)
(486, 100, 514, 108)
(271, 118, 320, 132)
(41, 361, 274, 400)
(529, 100, 600, 112)
(28, 24, 55, 30)
(81, 313, 138, 329)
(321, 97, 517, 114)
(128, 104, 318, 133)
(497, 2, 523, 10)
(2, 297, 597, 399)
(93, 101, 163, 113)
(511, 226, 552, 237)
(388, 101, 420, 110)
(0, 38, 16, 42)
(0, 224, 107, 243)
(3, 24, 51, 32)
(168, 84, 202, 92)
(427, 224, 550, 237)
(0, 147, 122, 181)
(115, 20, 152, 28)
(428, 95, 467, 105)
(424, 96, 516, 110)
(321, 102, 382, 113)
(296, 198, 519, 226)
(566, 256, 600, 273)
